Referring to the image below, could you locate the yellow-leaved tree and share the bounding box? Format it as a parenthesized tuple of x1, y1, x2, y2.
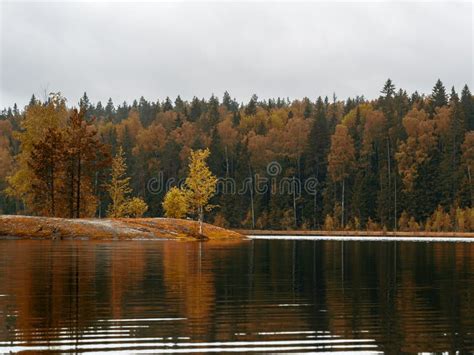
(126, 197, 149, 218)
(162, 187, 188, 219)
(185, 149, 218, 234)
(6, 96, 69, 211)
(162, 149, 217, 234)
(106, 147, 148, 218)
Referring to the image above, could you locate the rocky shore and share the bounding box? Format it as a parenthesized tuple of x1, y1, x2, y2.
(0, 215, 244, 241)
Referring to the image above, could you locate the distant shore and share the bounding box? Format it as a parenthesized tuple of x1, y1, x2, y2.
(1, 216, 472, 241)
(0, 215, 243, 241)
(237, 229, 474, 239)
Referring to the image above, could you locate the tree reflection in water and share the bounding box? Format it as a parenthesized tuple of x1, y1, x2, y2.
(0, 239, 473, 353)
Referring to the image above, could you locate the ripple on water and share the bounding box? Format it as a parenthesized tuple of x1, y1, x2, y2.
(0, 239, 473, 353)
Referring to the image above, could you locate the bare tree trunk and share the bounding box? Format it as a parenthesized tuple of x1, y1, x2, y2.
(95, 171, 101, 218)
(468, 166, 473, 206)
(394, 173, 397, 231)
(387, 138, 391, 229)
(50, 164, 55, 216)
(69, 157, 75, 218)
(76, 155, 81, 218)
(249, 166, 255, 229)
(313, 191, 317, 229)
(293, 178, 297, 228)
(451, 131, 457, 201)
(225, 146, 229, 177)
(198, 205, 203, 235)
(341, 179, 345, 228)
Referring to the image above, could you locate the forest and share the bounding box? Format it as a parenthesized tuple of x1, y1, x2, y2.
(0, 79, 473, 231)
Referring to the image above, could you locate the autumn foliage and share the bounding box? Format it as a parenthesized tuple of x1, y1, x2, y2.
(0, 80, 473, 232)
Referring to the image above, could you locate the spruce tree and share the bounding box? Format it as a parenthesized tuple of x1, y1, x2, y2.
(303, 98, 312, 118)
(223, 91, 232, 111)
(245, 94, 258, 116)
(79, 92, 90, 112)
(189, 97, 202, 121)
(430, 79, 448, 114)
(162, 97, 173, 112)
(105, 98, 115, 122)
(461, 85, 474, 131)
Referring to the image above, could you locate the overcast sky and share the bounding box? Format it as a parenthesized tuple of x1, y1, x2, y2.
(1, 1, 472, 108)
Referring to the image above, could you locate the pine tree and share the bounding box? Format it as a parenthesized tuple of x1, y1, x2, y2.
(245, 94, 258, 116)
(28, 94, 37, 107)
(162, 97, 173, 112)
(105, 98, 115, 122)
(430, 79, 448, 114)
(95, 101, 105, 118)
(79, 92, 90, 112)
(138, 96, 153, 127)
(223, 91, 233, 111)
(461, 85, 474, 131)
(303, 98, 312, 118)
(328, 124, 355, 227)
(304, 97, 330, 227)
(174, 95, 185, 113)
(2, 82, 473, 230)
(380, 78, 396, 99)
(208, 94, 220, 126)
(461, 132, 474, 207)
(189, 97, 202, 121)
(116, 101, 130, 122)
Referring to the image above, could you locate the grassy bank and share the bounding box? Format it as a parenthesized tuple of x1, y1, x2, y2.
(0, 215, 244, 241)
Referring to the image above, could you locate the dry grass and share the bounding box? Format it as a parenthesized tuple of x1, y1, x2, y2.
(0, 215, 244, 241)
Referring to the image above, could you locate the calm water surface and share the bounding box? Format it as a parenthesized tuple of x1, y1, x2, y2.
(0, 239, 473, 353)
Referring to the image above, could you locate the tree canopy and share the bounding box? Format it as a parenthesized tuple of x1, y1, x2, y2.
(1, 80, 473, 231)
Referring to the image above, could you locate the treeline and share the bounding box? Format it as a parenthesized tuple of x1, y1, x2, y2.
(0, 79, 473, 231)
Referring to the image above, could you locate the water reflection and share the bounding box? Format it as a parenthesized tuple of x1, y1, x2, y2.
(0, 239, 473, 353)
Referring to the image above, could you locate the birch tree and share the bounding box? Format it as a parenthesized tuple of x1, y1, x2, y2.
(184, 149, 218, 234)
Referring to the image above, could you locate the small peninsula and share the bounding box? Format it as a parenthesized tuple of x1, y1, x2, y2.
(0, 215, 244, 241)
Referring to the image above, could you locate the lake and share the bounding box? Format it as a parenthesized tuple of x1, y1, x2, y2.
(0, 239, 473, 353)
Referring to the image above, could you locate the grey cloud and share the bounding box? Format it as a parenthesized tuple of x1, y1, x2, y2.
(1, 1, 472, 108)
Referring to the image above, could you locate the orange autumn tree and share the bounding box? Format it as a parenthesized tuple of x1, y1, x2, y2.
(7, 102, 110, 217)
(0, 121, 13, 214)
(1, 79, 472, 230)
(6, 94, 69, 212)
(64, 108, 110, 218)
(395, 108, 437, 192)
(27, 128, 66, 216)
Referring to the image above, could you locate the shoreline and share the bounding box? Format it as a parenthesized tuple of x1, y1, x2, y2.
(247, 235, 474, 243)
(1, 215, 472, 242)
(0, 215, 243, 241)
(237, 229, 474, 240)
